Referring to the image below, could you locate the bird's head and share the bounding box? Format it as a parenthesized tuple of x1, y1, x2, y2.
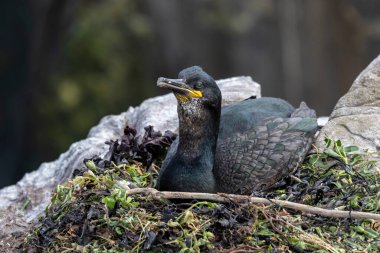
(157, 66, 221, 109)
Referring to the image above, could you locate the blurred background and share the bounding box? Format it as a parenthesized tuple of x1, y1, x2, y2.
(1, 0, 379, 188)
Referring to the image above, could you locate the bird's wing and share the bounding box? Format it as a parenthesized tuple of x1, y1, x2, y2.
(214, 111, 317, 195)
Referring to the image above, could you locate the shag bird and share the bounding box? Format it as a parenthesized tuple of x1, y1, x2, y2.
(156, 66, 317, 194)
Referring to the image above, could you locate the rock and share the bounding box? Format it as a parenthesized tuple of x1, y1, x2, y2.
(0, 76, 260, 237)
(314, 55, 380, 154)
(317, 116, 329, 127)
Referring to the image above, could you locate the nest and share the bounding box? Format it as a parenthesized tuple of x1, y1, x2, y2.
(22, 126, 380, 252)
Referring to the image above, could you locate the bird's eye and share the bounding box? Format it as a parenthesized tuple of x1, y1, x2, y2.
(194, 81, 202, 90)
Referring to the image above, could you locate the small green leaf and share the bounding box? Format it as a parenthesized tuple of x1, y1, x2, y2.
(349, 154, 363, 165)
(344, 145, 359, 154)
(256, 229, 275, 236)
(324, 148, 340, 159)
(115, 226, 123, 235)
(102, 196, 116, 209)
(167, 220, 181, 227)
(182, 210, 195, 224)
(289, 237, 306, 250)
(85, 160, 97, 171)
(324, 137, 333, 148)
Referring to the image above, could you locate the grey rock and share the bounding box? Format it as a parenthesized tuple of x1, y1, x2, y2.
(0, 76, 260, 237)
(314, 55, 380, 153)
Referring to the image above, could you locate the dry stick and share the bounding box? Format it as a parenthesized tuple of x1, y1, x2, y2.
(124, 187, 380, 220)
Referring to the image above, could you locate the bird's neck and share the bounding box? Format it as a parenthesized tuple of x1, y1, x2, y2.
(176, 101, 221, 167)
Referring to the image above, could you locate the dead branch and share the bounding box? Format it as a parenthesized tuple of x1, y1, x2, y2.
(124, 187, 380, 220)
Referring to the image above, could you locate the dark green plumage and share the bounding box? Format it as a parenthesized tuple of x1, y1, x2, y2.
(156, 66, 317, 194)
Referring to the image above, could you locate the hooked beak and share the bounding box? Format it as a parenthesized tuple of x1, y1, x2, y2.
(157, 77, 202, 101)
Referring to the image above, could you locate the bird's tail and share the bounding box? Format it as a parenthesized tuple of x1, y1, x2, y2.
(288, 102, 318, 133)
(291, 101, 317, 118)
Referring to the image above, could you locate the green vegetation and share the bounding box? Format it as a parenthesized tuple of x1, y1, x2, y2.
(267, 138, 379, 211)
(24, 137, 380, 252)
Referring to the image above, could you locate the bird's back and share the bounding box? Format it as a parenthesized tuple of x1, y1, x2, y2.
(218, 97, 295, 140)
(214, 98, 317, 194)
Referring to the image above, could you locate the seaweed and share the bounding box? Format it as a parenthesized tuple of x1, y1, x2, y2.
(105, 125, 176, 166)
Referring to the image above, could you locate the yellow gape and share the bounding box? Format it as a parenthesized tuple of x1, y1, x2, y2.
(188, 89, 203, 98)
(175, 89, 203, 102)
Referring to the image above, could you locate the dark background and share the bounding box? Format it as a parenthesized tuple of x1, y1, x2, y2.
(1, 0, 379, 188)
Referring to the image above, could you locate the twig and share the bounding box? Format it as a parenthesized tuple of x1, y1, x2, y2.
(123, 187, 380, 220)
